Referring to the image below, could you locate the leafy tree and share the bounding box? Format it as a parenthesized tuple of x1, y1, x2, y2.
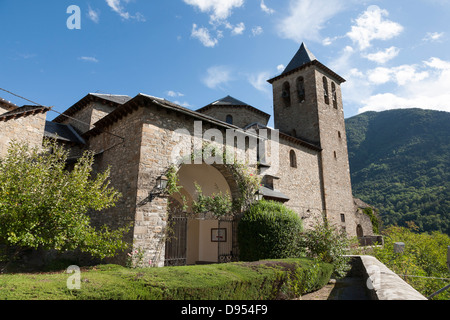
(346, 109, 450, 235)
(0, 140, 130, 270)
(372, 225, 450, 300)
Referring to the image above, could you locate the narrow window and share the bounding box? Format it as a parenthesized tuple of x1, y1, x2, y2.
(332, 82, 338, 109)
(340, 214, 346, 223)
(296, 77, 305, 103)
(338, 131, 342, 139)
(291, 129, 297, 138)
(226, 115, 233, 125)
(290, 150, 297, 168)
(282, 81, 291, 107)
(323, 77, 329, 105)
(334, 151, 337, 159)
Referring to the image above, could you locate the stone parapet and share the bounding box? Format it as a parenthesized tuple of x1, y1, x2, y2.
(349, 255, 427, 300)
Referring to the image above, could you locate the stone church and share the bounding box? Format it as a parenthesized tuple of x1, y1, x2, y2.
(0, 43, 375, 266)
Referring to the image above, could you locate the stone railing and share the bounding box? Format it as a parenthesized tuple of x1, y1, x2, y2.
(348, 255, 427, 300)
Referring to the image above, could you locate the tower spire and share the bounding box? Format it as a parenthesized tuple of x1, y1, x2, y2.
(282, 43, 317, 75)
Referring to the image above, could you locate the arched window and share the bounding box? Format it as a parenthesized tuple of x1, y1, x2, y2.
(356, 225, 364, 238)
(282, 81, 291, 107)
(226, 115, 233, 125)
(290, 150, 297, 168)
(323, 77, 329, 105)
(296, 77, 305, 103)
(332, 82, 338, 109)
(291, 129, 297, 138)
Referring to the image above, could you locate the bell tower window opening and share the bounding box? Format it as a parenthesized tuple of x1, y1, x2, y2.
(226, 115, 233, 125)
(282, 81, 291, 107)
(323, 77, 329, 105)
(332, 82, 338, 109)
(296, 77, 305, 103)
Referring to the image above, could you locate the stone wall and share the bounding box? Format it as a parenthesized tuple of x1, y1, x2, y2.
(198, 106, 269, 128)
(60, 101, 116, 134)
(351, 255, 427, 300)
(272, 66, 320, 143)
(270, 136, 325, 230)
(87, 107, 145, 265)
(0, 112, 47, 157)
(313, 68, 356, 236)
(270, 64, 356, 237)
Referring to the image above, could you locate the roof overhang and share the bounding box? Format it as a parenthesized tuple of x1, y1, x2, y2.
(267, 60, 346, 84)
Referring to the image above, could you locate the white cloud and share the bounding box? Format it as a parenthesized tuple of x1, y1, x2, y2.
(248, 71, 271, 93)
(424, 57, 450, 70)
(277, 0, 345, 43)
(202, 66, 233, 89)
(174, 101, 193, 108)
(167, 91, 185, 98)
(367, 65, 429, 86)
(183, 0, 244, 21)
(277, 64, 285, 72)
(252, 26, 264, 36)
(191, 24, 219, 47)
(106, 0, 130, 19)
(423, 31, 445, 42)
(105, 0, 145, 21)
(260, 0, 275, 14)
(359, 57, 450, 113)
(231, 22, 245, 35)
(88, 6, 100, 23)
(79, 56, 99, 63)
(364, 46, 400, 64)
(328, 46, 355, 75)
(347, 5, 403, 50)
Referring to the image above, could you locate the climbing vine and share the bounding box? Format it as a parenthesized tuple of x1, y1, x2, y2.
(168, 141, 261, 218)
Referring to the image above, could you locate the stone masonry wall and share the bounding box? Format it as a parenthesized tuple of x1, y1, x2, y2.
(199, 106, 269, 128)
(313, 68, 356, 237)
(87, 107, 145, 265)
(60, 102, 116, 134)
(271, 137, 325, 230)
(271, 64, 356, 237)
(0, 113, 47, 157)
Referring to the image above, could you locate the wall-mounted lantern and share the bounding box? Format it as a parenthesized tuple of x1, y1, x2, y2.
(254, 190, 264, 201)
(149, 175, 169, 201)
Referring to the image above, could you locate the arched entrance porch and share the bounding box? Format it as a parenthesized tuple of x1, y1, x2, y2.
(165, 163, 240, 266)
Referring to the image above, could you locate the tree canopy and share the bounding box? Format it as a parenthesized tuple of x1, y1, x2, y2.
(0, 139, 130, 268)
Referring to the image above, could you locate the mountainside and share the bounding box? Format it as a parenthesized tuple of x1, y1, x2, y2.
(345, 108, 450, 235)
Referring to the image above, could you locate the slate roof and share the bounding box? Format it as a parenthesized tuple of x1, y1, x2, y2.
(53, 93, 132, 123)
(206, 95, 251, 107)
(0, 97, 19, 112)
(44, 121, 86, 144)
(197, 95, 271, 120)
(0, 105, 51, 122)
(282, 43, 317, 75)
(267, 42, 346, 84)
(259, 186, 290, 202)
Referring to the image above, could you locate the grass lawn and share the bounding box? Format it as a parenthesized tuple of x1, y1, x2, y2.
(0, 258, 333, 300)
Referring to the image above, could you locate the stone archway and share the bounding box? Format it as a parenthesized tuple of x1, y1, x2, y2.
(165, 163, 240, 265)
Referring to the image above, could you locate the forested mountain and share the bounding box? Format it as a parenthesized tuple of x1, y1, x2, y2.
(345, 109, 450, 235)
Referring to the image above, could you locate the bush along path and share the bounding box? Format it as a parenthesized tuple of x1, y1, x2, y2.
(0, 258, 333, 300)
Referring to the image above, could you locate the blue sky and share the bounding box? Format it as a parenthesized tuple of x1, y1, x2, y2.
(1, 0, 449, 125)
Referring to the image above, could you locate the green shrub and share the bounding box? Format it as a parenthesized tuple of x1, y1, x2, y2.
(237, 200, 303, 261)
(299, 219, 352, 278)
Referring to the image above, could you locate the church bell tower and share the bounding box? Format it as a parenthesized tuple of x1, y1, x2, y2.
(268, 43, 356, 236)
